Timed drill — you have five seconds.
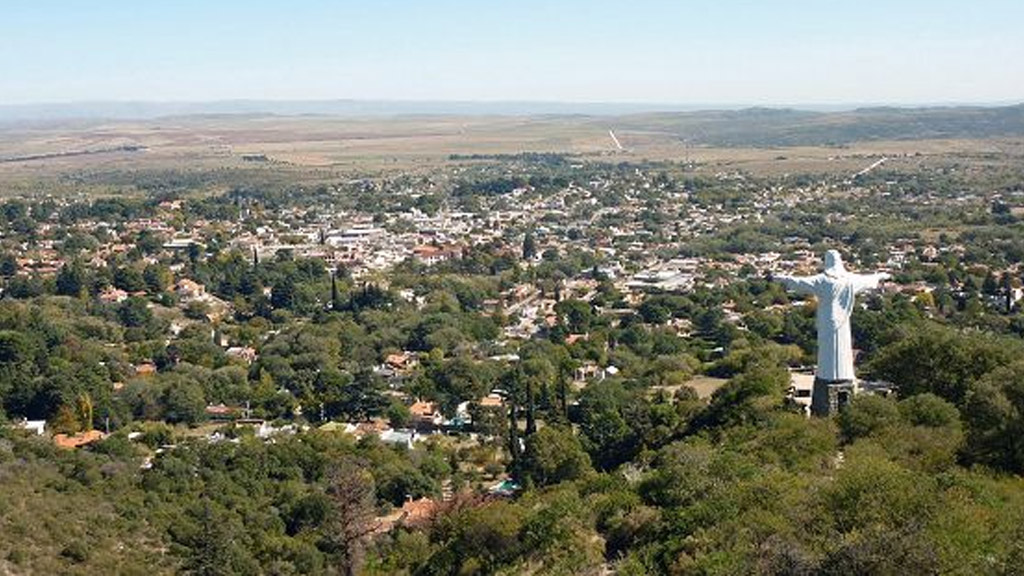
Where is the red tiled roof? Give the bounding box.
[409,401,437,418]
[400,498,438,527]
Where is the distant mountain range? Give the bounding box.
[1,100,1022,146]
[607,104,1024,146]
[0,99,746,121]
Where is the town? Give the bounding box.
[2,131,1024,571]
[3,0,1024,568]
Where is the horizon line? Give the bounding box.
[1,98,1021,123]
[3,97,1023,108]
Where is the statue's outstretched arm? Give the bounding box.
[851,272,891,292]
[775,274,819,295]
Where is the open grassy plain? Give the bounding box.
[1,111,1023,197]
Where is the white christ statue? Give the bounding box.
[775,250,890,415]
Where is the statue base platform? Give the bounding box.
[811,378,856,417]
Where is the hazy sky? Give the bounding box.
[3,0,1023,106]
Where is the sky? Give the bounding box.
[2,0,1023,106]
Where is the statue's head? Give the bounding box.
[824,250,847,276]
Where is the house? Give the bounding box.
[412,244,462,265]
[379,428,416,449]
[787,371,815,416]
[409,400,443,429]
[205,403,242,420]
[384,351,418,372]
[134,362,157,376]
[236,418,299,439]
[98,287,129,303]
[564,333,588,346]
[478,394,504,408]
[225,346,258,364]
[451,402,473,428]
[175,278,206,300]
[374,495,440,534]
[399,497,438,528]
[355,419,390,435]
[17,419,46,435]
[164,238,203,251]
[54,430,106,449]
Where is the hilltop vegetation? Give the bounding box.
[4,322,1024,574]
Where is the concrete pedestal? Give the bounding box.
[811,378,856,417]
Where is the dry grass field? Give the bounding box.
[648,376,729,400]
[2,114,1022,197]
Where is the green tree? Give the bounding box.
[163,376,208,425]
[330,271,342,310]
[870,323,1016,406]
[56,261,87,297]
[554,299,593,333]
[143,263,172,294]
[427,356,491,416]
[271,277,297,310]
[180,498,258,576]
[338,370,388,422]
[118,297,153,329]
[522,426,592,487]
[386,400,411,428]
[50,404,82,434]
[963,362,1024,473]
[839,394,901,441]
[695,356,789,431]
[113,266,146,292]
[522,232,537,261]
[0,252,19,277]
[0,330,30,364]
[577,380,638,470]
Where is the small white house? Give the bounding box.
[19,419,47,435]
[379,429,416,449]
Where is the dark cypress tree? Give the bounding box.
[522,231,537,261]
[508,401,522,480]
[524,375,537,436]
[1002,272,1013,313]
[331,271,341,310]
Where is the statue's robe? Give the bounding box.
[777,271,886,382]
